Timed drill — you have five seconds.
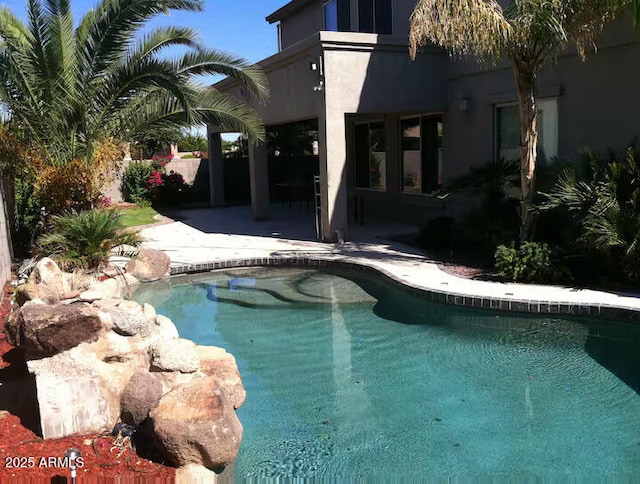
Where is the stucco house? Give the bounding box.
[207,0,640,241]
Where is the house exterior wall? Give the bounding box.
[444,14,640,180]
[279,0,323,50]
[277,0,425,50]
[215,2,640,232]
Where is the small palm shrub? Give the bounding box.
[36,209,141,270]
[538,146,640,284]
[495,242,570,283]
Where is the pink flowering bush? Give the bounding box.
[121,155,189,205]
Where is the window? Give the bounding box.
[496,98,558,163]
[401,116,443,193]
[358,0,392,35]
[323,0,391,34]
[324,0,351,32]
[355,121,387,190]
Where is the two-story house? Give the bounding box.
[208,0,640,241]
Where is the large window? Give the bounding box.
[355,121,387,190]
[496,98,558,163]
[323,0,392,34]
[358,0,392,35]
[323,0,351,32]
[401,116,443,193]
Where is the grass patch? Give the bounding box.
[119,206,158,228]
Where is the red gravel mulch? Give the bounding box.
[0,282,176,482]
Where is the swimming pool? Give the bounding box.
[133,267,640,479]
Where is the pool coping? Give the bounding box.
[169,255,640,323]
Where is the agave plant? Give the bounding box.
[538,146,640,282]
[0,0,269,168]
[37,209,141,270]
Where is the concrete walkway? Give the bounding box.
[137,204,640,319]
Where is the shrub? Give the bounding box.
[537,146,640,284]
[495,242,570,283]
[121,156,189,206]
[36,209,141,270]
[121,161,156,203]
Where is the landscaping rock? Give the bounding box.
[142,303,156,324]
[150,338,199,373]
[111,301,152,337]
[120,371,163,426]
[155,314,179,339]
[79,290,104,302]
[125,248,171,282]
[5,303,103,357]
[95,278,122,299]
[28,257,71,296]
[196,346,246,409]
[14,282,60,305]
[175,463,219,483]
[151,377,243,469]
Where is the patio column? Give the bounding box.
[318,109,348,241]
[248,141,270,221]
[207,131,225,207]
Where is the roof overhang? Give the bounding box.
[266,0,314,24]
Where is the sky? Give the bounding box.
[0,0,290,138]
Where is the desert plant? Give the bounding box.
[0,0,268,170]
[36,209,141,270]
[538,146,640,283]
[121,161,157,204]
[495,241,570,283]
[409,0,629,241]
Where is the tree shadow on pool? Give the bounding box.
[584,323,640,396]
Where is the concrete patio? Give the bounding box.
[136,204,640,319]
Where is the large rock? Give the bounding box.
[28,257,71,297]
[150,377,243,469]
[196,346,245,409]
[125,248,171,282]
[5,303,104,357]
[120,371,163,425]
[150,338,199,373]
[111,300,153,337]
[155,314,179,339]
[14,282,60,305]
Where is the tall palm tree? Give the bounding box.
[0,0,268,168]
[409,0,630,241]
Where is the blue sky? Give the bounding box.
[1,0,290,138]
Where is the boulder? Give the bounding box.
[125,248,171,282]
[111,301,153,337]
[150,377,243,469]
[196,346,245,409]
[155,314,179,339]
[14,282,60,305]
[150,338,199,373]
[142,303,156,325]
[5,303,103,357]
[175,463,219,483]
[120,371,163,426]
[28,257,71,296]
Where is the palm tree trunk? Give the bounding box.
[513,62,538,243]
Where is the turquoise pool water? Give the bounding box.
[134,267,640,479]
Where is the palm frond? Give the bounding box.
[409,0,512,61]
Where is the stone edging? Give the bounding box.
[169,256,640,322]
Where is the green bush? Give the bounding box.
[121,161,156,203]
[494,242,570,283]
[537,145,640,284]
[36,209,141,270]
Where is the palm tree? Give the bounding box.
[0,0,268,169]
[409,0,630,241]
